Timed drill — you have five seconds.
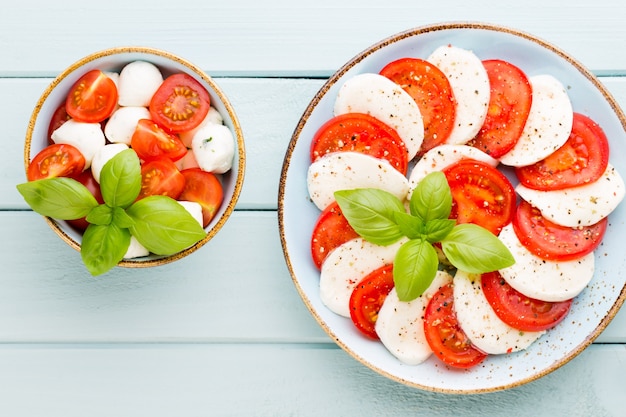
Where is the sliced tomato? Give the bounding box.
[178,168,224,227]
[423,283,487,369]
[310,201,359,269]
[349,264,395,339]
[468,60,532,158]
[137,158,186,200]
[516,112,610,190]
[513,199,607,261]
[379,58,456,154]
[149,73,211,133]
[47,103,71,144]
[65,69,118,123]
[442,159,516,235]
[310,113,408,175]
[27,143,85,181]
[66,169,104,232]
[481,271,573,332]
[131,119,188,162]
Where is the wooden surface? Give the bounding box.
[1,1,625,415]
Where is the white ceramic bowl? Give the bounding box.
[24,46,245,268]
[278,22,626,393]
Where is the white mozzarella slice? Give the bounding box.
[516,164,625,227]
[407,144,498,198]
[453,270,545,355]
[90,143,129,183]
[104,106,151,145]
[191,123,235,174]
[498,224,594,302]
[117,61,164,107]
[180,106,224,148]
[375,270,453,365]
[307,151,410,211]
[51,119,106,169]
[427,45,490,145]
[319,237,407,317]
[499,74,573,167]
[333,73,423,160]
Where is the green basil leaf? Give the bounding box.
[112,206,135,229]
[409,171,452,222]
[127,196,206,255]
[423,218,456,243]
[334,188,405,246]
[392,211,424,239]
[441,223,515,273]
[86,204,113,225]
[100,149,141,208]
[16,177,98,220]
[393,239,439,301]
[81,223,130,276]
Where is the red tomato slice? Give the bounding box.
[27,143,85,181]
[513,199,607,261]
[65,69,118,123]
[380,58,456,154]
[481,271,573,332]
[131,119,188,162]
[149,73,211,133]
[423,283,487,369]
[349,264,395,339]
[66,169,104,232]
[468,60,532,158]
[178,168,224,227]
[310,113,408,175]
[515,113,610,190]
[310,201,359,269]
[138,158,186,200]
[442,159,516,235]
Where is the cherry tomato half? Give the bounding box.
[512,199,607,261]
[66,169,104,232]
[423,283,487,369]
[178,168,224,227]
[310,201,359,269]
[27,143,85,181]
[138,158,186,200]
[131,119,188,162]
[481,271,573,332]
[349,264,395,340]
[149,73,211,133]
[65,69,118,123]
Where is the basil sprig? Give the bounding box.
[17,149,206,276]
[334,171,515,302]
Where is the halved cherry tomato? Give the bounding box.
[149,73,211,133]
[47,104,71,144]
[310,201,359,269]
[481,271,573,332]
[423,283,487,369]
[65,69,118,123]
[379,57,456,154]
[27,143,85,181]
[442,159,516,235]
[468,60,532,158]
[349,264,395,339]
[516,113,610,190]
[66,169,104,232]
[178,168,224,227]
[310,113,408,175]
[137,158,186,200]
[513,199,607,261]
[131,119,188,162]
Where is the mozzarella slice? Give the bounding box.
[307,151,410,211]
[319,237,407,317]
[516,164,625,227]
[375,270,453,365]
[333,73,423,160]
[191,123,235,174]
[407,144,498,198]
[104,106,151,145]
[90,143,130,183]
[453,270,545,355]
[499,74,573,167]
[498,224,594,302]
[117,61,164,107]
[427,45,490,145]
[51,119,106,169]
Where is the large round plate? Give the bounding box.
[278,22,626,393]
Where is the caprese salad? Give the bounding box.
[306,44,625,369]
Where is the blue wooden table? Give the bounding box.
[1,1,625,415]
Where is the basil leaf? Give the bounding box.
[100,149,142,208]
[441,223,515,273]
[86,204,113,225]
[81,223,130,276]
[112,206,135,229]
[423,218,456,243]
[409,171,452,222]
[16,177,98,220]
[334,188,405,246]
[393,211,424,239]
[127,196,206,255]
[393,239,439,301]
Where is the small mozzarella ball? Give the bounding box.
[179,106,224,147]
[123,235,150,259]
[104,106,151,145]
[191,124,235,174]
[51,119,106,169]
[91,143,130,183]
[117,61,164,107]
[178,200,204,227]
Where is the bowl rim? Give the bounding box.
[24,46,246,268]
